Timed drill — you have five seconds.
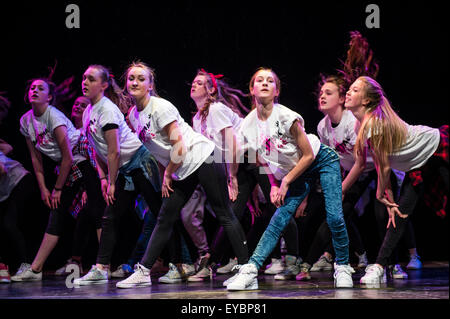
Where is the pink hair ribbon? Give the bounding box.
[200,68,223,90]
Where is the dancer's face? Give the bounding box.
[28,80,51,105]
[250,69,279,104]
[345,79,367,110]
[318,82,344,113]
[126,66,152,100]
[190,74,209,104]
[82,67,107,102]
[71,96,90,122]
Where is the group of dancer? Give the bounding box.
[0,31,447,291]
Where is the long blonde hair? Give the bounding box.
[355,76,408,165]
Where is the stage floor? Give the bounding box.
[1,261,448,300]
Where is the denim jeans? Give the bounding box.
[249,144,349,269]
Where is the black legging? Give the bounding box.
[45,161,105,251]
[0,173,34,265]
[210,161,298,263]
[140,160,248,268]
[376,156,449,266]
[96,169,162,265]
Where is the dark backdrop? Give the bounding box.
[0,1,448,268]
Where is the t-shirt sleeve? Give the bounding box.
[317,119,326,143]
[48,108,69,133]
[280,108,305,138]
[19,115,30,138]
[154,101,179,131]
[208,103,234,133]
[97,103,123,129]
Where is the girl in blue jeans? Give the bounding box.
[226,68,354,290]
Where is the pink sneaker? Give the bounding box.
[0,263,11,283]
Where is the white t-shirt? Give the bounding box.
[317,109,374,173]
[19,105,85,164]
[192,102,243,152]
[371,123,440,172]
[82,96,142,168]
[239,103,321,180]
[0,151,29,202]
[128,96,215,180]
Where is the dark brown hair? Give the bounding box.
[196,69,249,123]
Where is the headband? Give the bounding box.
[200,68,223,90]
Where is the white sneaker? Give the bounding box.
[222,264,243,286]
[111,264,134,278]
[360,264,386,285]
[73,265,108,286]
[11,263,42,282]
[227,263,258,291]
[264,258,285,275]
[311,254,333,272]
[181,263,196,276]
[159,263,185,284]
[333,263,355,288]
[390,264,408,279]
[116,263,151,288]
[217,258,238,274]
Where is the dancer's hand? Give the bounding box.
[386,205,408,229]
[100,179,109,203]
[270,185,280,207]
[106,182,116,206]
[162,171,174,198]
[376,189,399,208]
[274,178,290,207]
[228,175,239,202]
[41,187,52,208]
[81,191,88,207]
[51,188,62,210]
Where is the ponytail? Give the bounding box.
[338,31,379,87]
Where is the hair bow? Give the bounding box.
[200,68,223,90]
